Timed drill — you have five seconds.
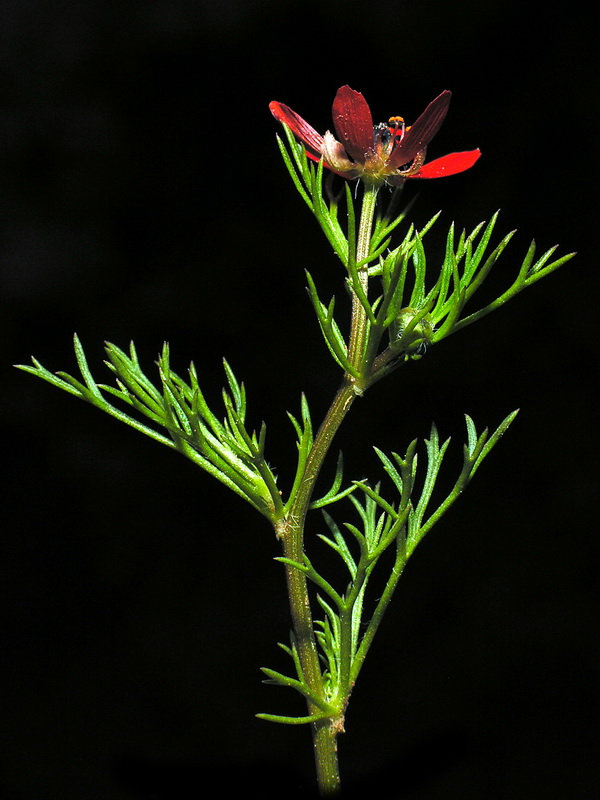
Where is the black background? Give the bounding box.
[1,2,598,798]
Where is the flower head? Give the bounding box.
[270,86,480,187]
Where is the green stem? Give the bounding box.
[351,539,408,684]
[347,184,379,379]
[276,183,379,796]
[277,382,354,796]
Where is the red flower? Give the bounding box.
[269,86,480,187]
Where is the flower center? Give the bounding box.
[373,116,407,158]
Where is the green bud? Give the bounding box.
[390,307,435,360]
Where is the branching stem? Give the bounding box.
[276,183,379,795]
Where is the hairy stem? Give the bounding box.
[347,184,379,379]
[276,184,379,795]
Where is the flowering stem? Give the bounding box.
[347,183,379,380]
[277,383,354,796]
[277,183,379,795]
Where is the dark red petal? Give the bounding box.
[410,149,481,178]
[269,101,324,155]
[388,90,452,169]
[331,86,374,163]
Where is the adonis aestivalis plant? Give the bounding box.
[17,85,574,796]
